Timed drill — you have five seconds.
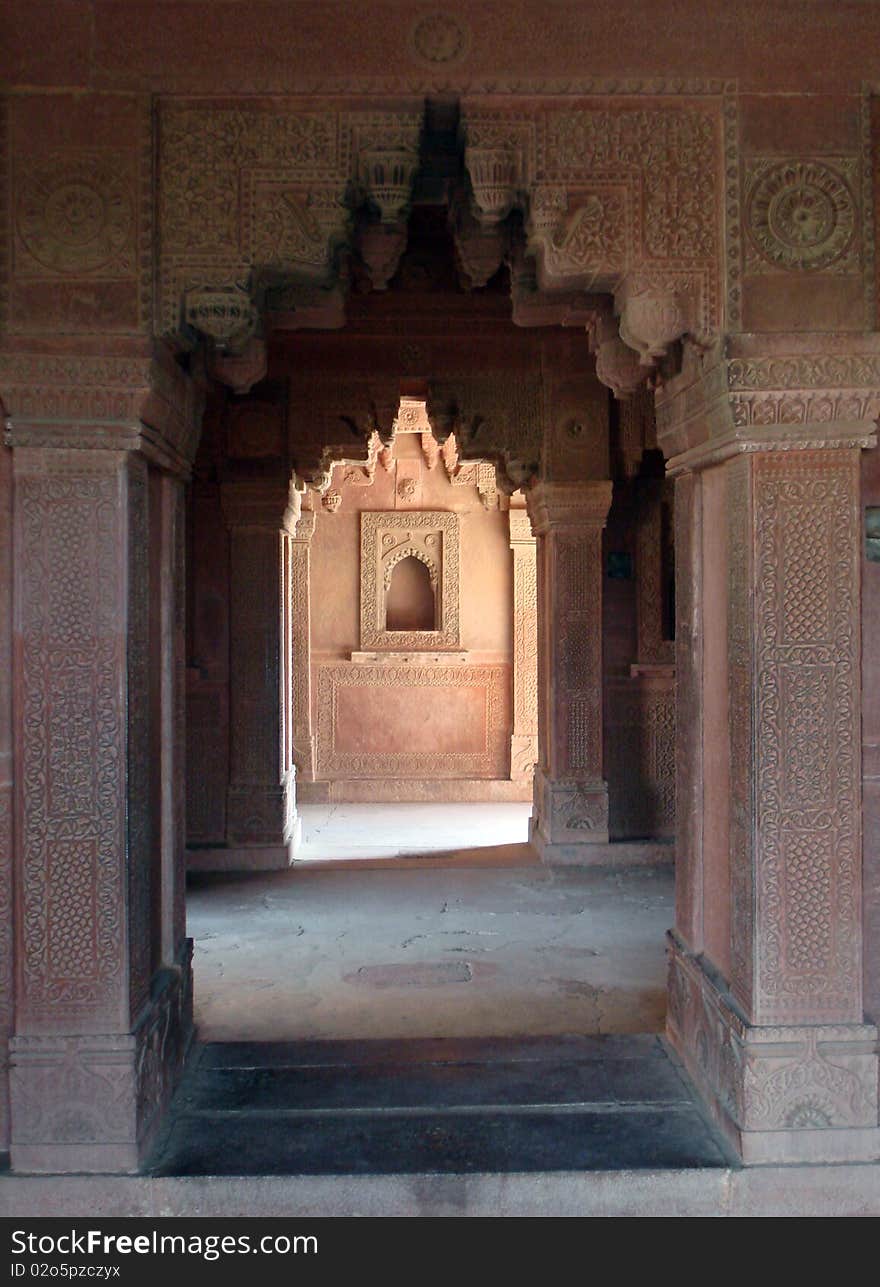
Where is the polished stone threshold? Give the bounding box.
[144,1034,732,1178]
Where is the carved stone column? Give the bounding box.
[672,470,703,949]
[2,342,200,1173]
[657,335,880,1165]
[508,502,538,784]
[0,440,12,1156]
[526,480,613,860]
[220,481,301,866]
[291,506,316,783]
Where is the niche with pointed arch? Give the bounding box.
[360,511,461,650]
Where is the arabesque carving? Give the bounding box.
[158,103,421,337]
[461,99,722,338]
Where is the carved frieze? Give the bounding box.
[656,336,880,464]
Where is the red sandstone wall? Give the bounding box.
[4,2,880,96]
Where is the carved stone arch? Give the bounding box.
[382,544,439,589]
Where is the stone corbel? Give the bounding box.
[463,144,524,228]
[452,210,508,290]
[616,277,691,367]
[358,224,408,291]
[589,313,647,401]
[210,337,268,395]
[183,282,260,354]
[358,149,419,225]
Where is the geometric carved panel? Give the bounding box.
[747,452,862,1025]
[16,468,126,1026]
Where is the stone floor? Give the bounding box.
[6,807,880,1213]
[187,803,673,1042]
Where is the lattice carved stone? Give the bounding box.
[728,450,863,1026]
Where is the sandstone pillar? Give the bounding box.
[508,501,538,783]
[672,470,704,950]
[291,506,316,784]
[1,341,201,1172]
[220,482,301,866]
[526,480,613,859]
[8,449,192,1170]
[658,336,880,1164]
[0,439,12,1155]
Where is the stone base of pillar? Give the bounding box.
[9,943,194,1174]
[667,933,880,1165]
[530,767,610,861]
[186,843,295,873]
[226,785,299,849]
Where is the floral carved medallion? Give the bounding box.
[746,160,857,272]
[409,13,469,65]
[16,154,134,276]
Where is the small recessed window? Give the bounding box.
[385,555,436,631]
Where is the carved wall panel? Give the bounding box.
[744,158,860,276]
[462,98,724,338]
[291,509,316,780]
[360,511,460,651]
[315,664,509,780]
[4,95,152,335]
[158,103,421,337]
[0,442,12,1150]
[125,457,151,1022]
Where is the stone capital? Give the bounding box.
[0,340,204,475]
[508,507,535,546]
[526,480,613,535]
[657,333,880,470]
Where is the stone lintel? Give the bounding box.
[667,934,880,1165]
[656,333,880,469]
